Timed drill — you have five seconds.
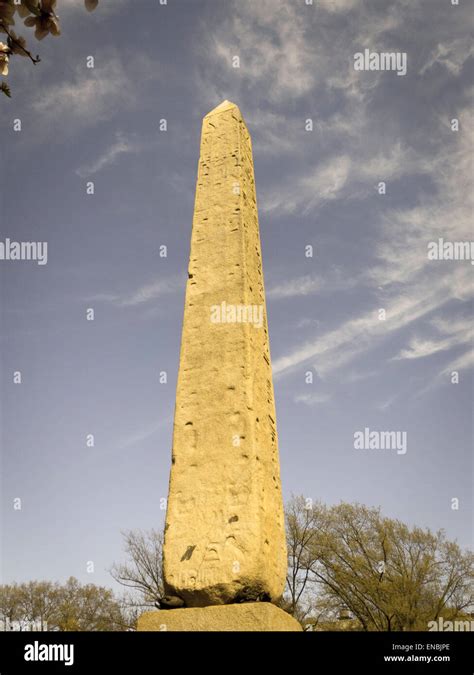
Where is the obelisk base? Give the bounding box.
[138,603,302,632]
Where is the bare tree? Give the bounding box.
[110,529,164,608]
[283,495,321,623]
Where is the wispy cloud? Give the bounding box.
[273,266,472,379]
[33,56,131,125]
[88,276,183,308]
[261,144,416,215]
[393,319,473,361]
[294,392,331,406]
[31,49,160,138]
[394,337,455,361]
[441,349,474,376]
[268,275,320,299]
[260,155,349,214]
[76,132,141,177]
[207,0,317,103]
[419,37,474,76]
[318,0,358,14]
[344,369,378,384]
[120,278,181,307]
[376,395,398,412]
[296,318,320,329]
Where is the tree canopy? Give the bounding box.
[285,496,473,631]
[0,577,128,631]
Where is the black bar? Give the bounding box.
[0,631,471,674]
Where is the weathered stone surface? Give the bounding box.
[138,603,302,632]
[162,100,287,607]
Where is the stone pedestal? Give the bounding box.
[137,603,302,632]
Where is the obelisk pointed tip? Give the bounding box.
[205,99,241,118]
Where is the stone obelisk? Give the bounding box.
[138,101,301,631]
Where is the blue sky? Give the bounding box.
[1,0,472,592]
